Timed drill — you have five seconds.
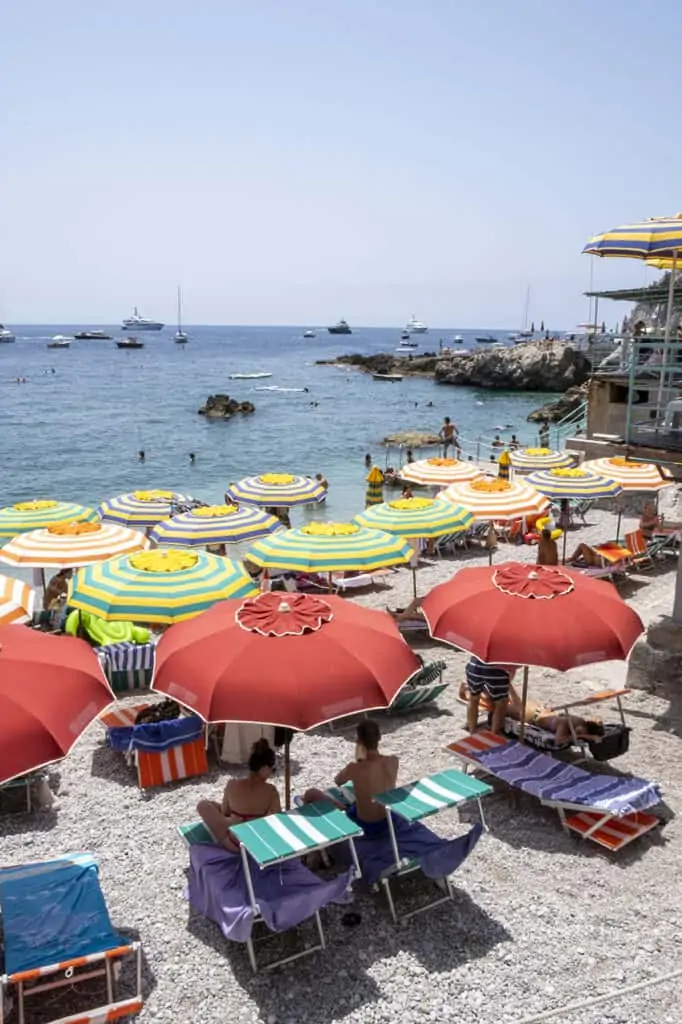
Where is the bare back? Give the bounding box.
[339,753,399,823]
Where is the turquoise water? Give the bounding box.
[0,326,556,521]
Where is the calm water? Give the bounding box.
[0,326,556,521]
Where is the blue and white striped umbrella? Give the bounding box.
[526,468,622,501]
[151,505,282,547]
[97,491,193,528]
[226,474,326,508]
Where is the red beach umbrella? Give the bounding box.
[153,591,421,803]
[0,625,114,785]
[421,562,643,737]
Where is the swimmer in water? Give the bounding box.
[138,450,145,462]
[189,452,196,465]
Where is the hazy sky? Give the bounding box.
[2,1,679,327]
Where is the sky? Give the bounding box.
[1,0,681,328]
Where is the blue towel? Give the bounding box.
[108,714,203,753]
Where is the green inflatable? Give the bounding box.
[65,609,151,646]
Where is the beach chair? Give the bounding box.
[96,640,156,695]
[0,771,51,814]
[99,704,208,789]
[433,533,461,556]
[572,498,593,524]
[0,853,143,1024]
[623,528,660,570]
[328,770,491,922]
[387,660,449,714]
[447,731,662,853]
[180,801,362,971]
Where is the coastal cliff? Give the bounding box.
[319,339,591,392]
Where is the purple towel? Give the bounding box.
[476,741,660,816]
[187,845,354,943]
[339,818,483,887]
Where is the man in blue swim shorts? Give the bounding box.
[465,655,515,735]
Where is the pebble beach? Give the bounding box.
[3,494,681,1024]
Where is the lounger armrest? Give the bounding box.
[556,688,630,712]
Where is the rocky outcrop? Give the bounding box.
[626,614,682,695]
[198,394,255,419]
[435,339,591,391]
[527,384,588,423]
[316,353,440,377]
[382,431,441,448]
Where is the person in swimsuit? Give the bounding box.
[505,684,604,745]
[196,738,281,853]
[303,720,398,837]
[439,416,461,456]
[536,528,559,566]
[639,501,660,542]
[387,597,425,623]
[465,655,514,734]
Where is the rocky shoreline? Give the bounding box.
[317,339,591,395]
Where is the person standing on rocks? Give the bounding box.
[439,416,461,457]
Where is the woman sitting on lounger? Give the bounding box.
[506,684,604,745]
[197,738,281,852]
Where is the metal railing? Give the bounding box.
[623,337,682,446]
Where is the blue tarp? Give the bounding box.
[0,859,124,976]
[107,714,203,753]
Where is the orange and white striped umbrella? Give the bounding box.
[0,521,148,569]
[0,574,35,625]
[400,457,482,486]
[439,477,549,521]
[581,457,673,492]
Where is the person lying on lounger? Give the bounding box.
[303,720,398,837]
[387,598,425,622]
[566,542,606,567]
[196,738,281,852]
[506,684,605,745]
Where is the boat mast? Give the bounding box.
[177,285,182,332]
[521,285,530,333]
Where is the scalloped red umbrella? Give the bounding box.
[153,591,421,804]
[0,625,114,785]
[421,562,643,738]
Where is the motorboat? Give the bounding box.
[121,307,164,331]
[475,335,498,344]
[255,385,308,393]
[174,286,188,343]
[452,335,463,343]
[405,314,428,334]
[303,329,317,338]
[327,319,352,335]
[116,337,145,349]
[0,324,16,343]
[47,336,71,348]
[229,372,272,380]
[372,373,403,382]
[74,329,112,339]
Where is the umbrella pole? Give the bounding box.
[518,665,529,744]
[616,507,623,543]
[284,738,291,810]
[328,571,334,594]
[562,528,568,564]
[412,566,418,601]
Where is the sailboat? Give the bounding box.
[510,286,534,343]
[174,286,188,344]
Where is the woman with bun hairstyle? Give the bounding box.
[197,738,281,852]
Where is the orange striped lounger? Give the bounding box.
[99,703,208,789]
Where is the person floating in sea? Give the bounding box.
[315,471,328,493]
[491,434,504,448]
[364,453,372,469]
[406,448,414,463]
[189,452,196,465]
[509,434,520,450]
[138,450,145,462]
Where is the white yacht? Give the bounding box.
[0,324,16,343]
[121,306,164,331]
[405,314,428,334]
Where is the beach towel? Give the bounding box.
[476,741,660,816]
[107,714,203,753]
[187,844,354,943]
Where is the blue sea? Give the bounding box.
[0,326,556,521]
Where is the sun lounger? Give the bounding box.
[0,853,142,1024]
[99,704,208,789]
[327,770,491,922]
[387,659,449,714]
[181,800,361,971]
[447,731,662,852]
[96,640,156,694]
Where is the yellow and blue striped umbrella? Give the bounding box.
[226,474,326,508]
[355,496,473,538]
[246,522,413,573]
[526,468,622,501]
[68,548,258,624]
[509,448,576,473]
[583,215,682,259]
[151,504,282,547]
[97,490,192,528]
[0,501,97,539]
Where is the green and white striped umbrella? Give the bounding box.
[526,468,623,501]
[354,496,473,538]
[68,548,258,624]
[246,522,412,573]
[151,504,282,547]
[97,490,192,528]
[226,474,326,508]
[0,501,97,539]
[509,448,576,473]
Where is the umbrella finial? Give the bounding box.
[278,600,292,613]
[527,570,539,580]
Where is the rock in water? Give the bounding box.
[435,339,591,391]
[198,394,256,419]
[527,384,588,423]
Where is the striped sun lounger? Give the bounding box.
[182,801,363,971]
[0,853,143,1024]
[447,731,662,852]
[387,660,449,715]
[97,640,156,694]
[99,703,208,789]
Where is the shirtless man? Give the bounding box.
[439,416,461,457]
[304,720,398,836]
